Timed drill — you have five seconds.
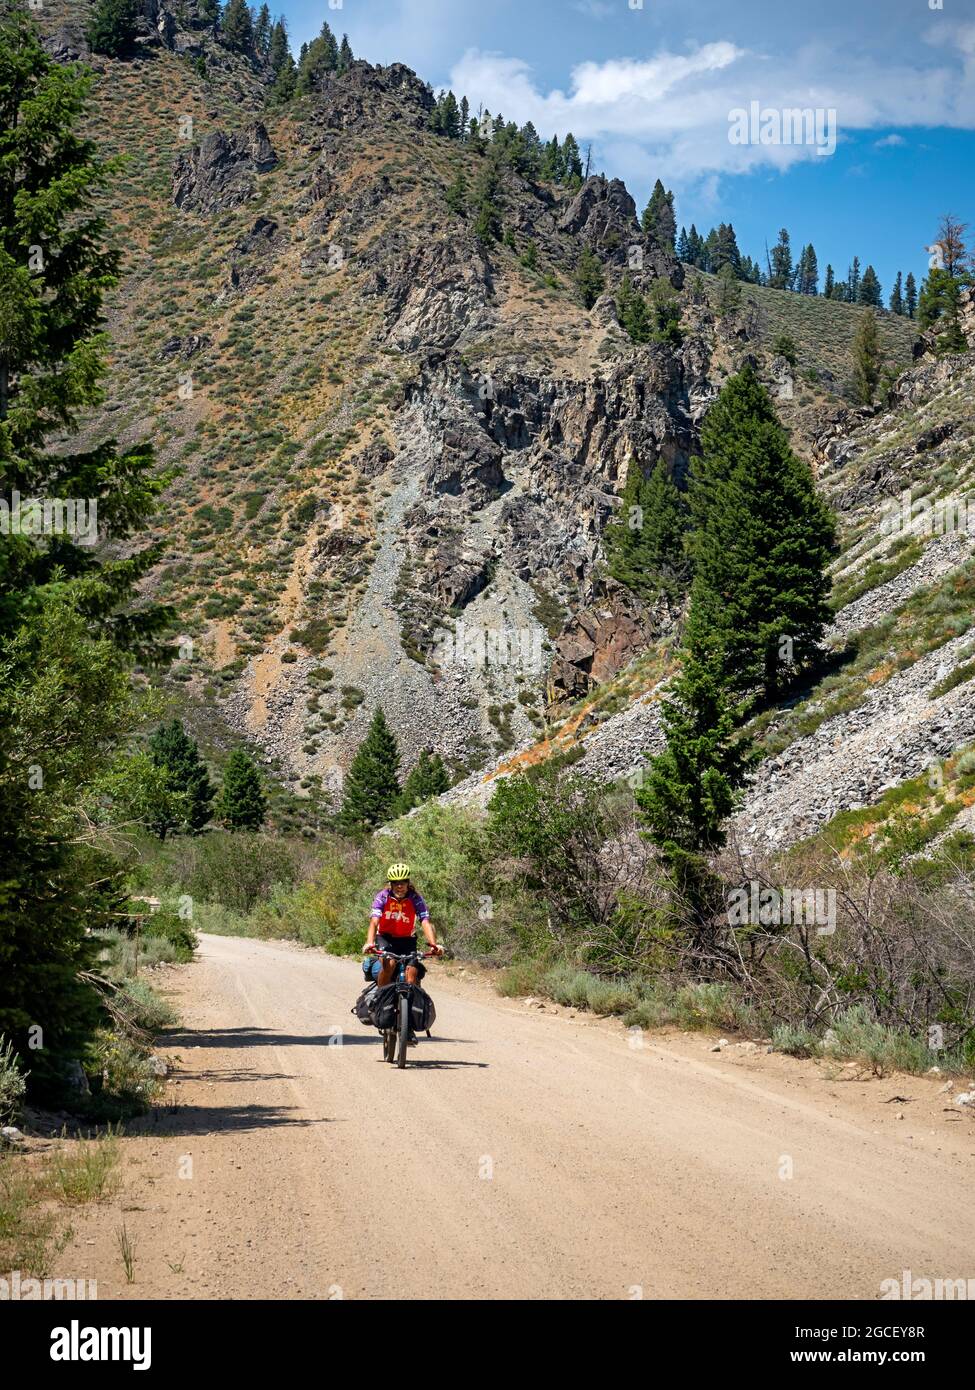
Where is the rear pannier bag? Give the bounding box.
[410,987,436,1032]
[370,983,400,1031]
[352,983,378,1026]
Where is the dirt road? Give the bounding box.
[61,934,975,1300]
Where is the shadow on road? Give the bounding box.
[128,1102,331,1138]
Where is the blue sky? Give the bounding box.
[279,0,975,295]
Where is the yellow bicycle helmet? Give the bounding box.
[387,862,411,882]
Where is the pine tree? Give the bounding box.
[676,226,689,262]
[338,34,353,72]
[541,135,561,181]
[889,271,904,315]
[824,264,835,299]
[397,750,451,815]
[648,283,683,346]
[459,95,469,135]
[635,630,753,923]
[472,159,501,246]
[221,0,253,51]
[684,366,836,699]
[858,265,882,307]
[847,256,861,302]
[254,3,271,56]
[852,307,882,404]
[715,263,741,315]
[520,239,539,271]
[339,710,402,831]
[147,720,214,837]
[216,749,267,830]
[445,166,467,215]
[86,0,139,57]
[267,22,295,101]
[297,21,338,93]
[574,245,604,309]
[604,459,689,603]
[561,133,583,184]
[0,8,173,1067]
[709,223,741,275]
[642,179,676,249]
[918,269,969,354]
[797,243,819,294]
[905,271,918,318]
[769,229,793,289]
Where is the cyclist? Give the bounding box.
[365,864,442,1041]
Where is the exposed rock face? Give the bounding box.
[301,62,434,141]
[41,25,90,62]
[225,215,286,293]
[385,239,495,352]
[560,175,683,287]
[172,124,277,215]
[551,587,660,700]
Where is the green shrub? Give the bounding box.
[188,833,305,913]
[0,1036,27,1126]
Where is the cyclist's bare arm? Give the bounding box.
[420,920,442,953]
[365,915,380,952]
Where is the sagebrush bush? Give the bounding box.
[0,1036,27,1125]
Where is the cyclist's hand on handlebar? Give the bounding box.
[364,942,379,955]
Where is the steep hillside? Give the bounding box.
[445,348,975,852]
[36,0,927,814]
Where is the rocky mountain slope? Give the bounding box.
[36,0,939,829]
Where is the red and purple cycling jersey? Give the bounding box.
[370,887,429,938]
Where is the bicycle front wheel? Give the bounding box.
[396,994,410,1069]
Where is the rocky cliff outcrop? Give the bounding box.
[172,124,277,215]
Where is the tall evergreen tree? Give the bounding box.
[858,264,882,307]
[338,33,354,72]
[540,135,561,181]
[676,226,689,262]
[889,270,904,315]
[769,229,794,289]
[339,709,401,831]
[147,720,214,837]
[221,0,253,51]
[561,133,583,184]
[824,264,835,299]
[445,165,468,215]
[905,271,918,319]
[852,308,882,403]
[918,269,969,354]
[636,630,753,924]
[642,179,676,250]
[574,245,605,309]
[604,459,689,603]
[297,21,338,93]
[0,7,173,1068]
[684,366,836,699]
[847,256,861,302]
[216,749,267,830]
[397,749,451,815]
[254,3,271,56]
[796,243,819,294]
[86,0,139,57]
[472,158,501,246]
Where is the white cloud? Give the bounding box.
[449,31,975,189]
[874,133,906,147]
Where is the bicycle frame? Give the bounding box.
[369,948,436,1068]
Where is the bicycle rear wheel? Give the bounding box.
[396,994,410,1069]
